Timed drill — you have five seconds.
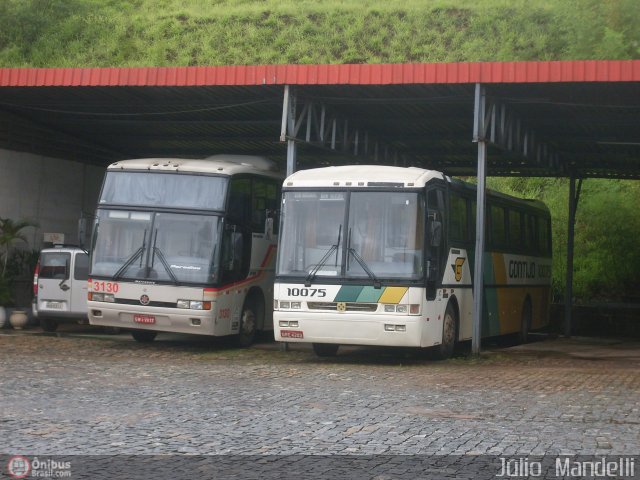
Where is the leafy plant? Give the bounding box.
[0,218,37,306]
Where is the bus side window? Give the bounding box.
[449,193,468,242]
[228,178,251,227]
[251,178,280,235]
[508,210,522,249]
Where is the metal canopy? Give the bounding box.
[0,61,639,178]
[1,61,639,353]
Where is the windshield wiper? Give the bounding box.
[347,228,381,289]
[150,229,179,285]
[113,229,147,280]
[305,225,341,287]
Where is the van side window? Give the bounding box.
[74,253,89,281]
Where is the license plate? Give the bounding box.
[281,330,303,339]
[46,301,63,309]
[134,314,156,325]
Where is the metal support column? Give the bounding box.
[280,85,297,176]
[472,83,488,355]
[564,176,582,337]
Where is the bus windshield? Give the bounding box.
[278,190,424,280]
[91,210,222,284]
[100,171,227,210]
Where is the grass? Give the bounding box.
[0,0,638,67]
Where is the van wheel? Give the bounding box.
[131,330,157,343]
[237,300,259,348]
[312,343,339,357]
[520,298,532,344]
[40,318,58,332]
[431,303,457,360]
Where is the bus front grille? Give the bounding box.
[307,302,378,312]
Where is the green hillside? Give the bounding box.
[0,0,638,67]
[1,0,639,301]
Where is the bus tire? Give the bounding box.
[40,318,58,332]
[237,298,260,348]
[131,330,157,343]
[520,297,532,344]
[431,302,457,360]
[312,343,339,357]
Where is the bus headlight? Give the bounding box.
[177,300,212,310]
[384,304,396,313]
[90,293,115,303]
[290,302,301,309]
[396,305,408,314]
[280,301,290,309]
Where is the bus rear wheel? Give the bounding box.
[312,343,339,357]
[39,318,58,332]
[520,298,532,344]
[131,330,157,343]
[431,303,457,360]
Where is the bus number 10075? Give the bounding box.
[287,288,327,297]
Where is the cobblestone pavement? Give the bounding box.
[1,330,639,457]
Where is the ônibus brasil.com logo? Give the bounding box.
[6,456,72,478]
[7,456,31,479]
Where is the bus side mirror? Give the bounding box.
[264,211,274,240]
[429,220,442,247]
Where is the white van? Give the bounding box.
[32,246,89,332]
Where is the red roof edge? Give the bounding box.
[1,61,639,87]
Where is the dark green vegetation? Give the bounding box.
[1,0,639,301]
[0,0,638,67]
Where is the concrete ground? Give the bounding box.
[1,326,639,478]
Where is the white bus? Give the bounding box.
[274,165,552,358]
[88,155,282,345]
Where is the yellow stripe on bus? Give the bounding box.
[378,287,408,304]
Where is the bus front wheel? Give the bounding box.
[237,302,258,348]
[312,343,339,357]
[431,303,457,360]
[131,330,157,343]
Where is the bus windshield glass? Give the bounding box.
[91,210,222,284]
[100,171,228,210]
[277,192,346,277]
[278,190,424,280]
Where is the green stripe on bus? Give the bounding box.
[334,285,364,302]
[356,286,383,303]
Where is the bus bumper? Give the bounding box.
[273,311,423,347]
[88,302,218,336]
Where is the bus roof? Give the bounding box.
[285,165,549,214]
[284,165,444,189]
[108,154,282,178]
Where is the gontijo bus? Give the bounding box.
[88,155,282,345]
[274,165,551,358]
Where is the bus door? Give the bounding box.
[425,184,446,301]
